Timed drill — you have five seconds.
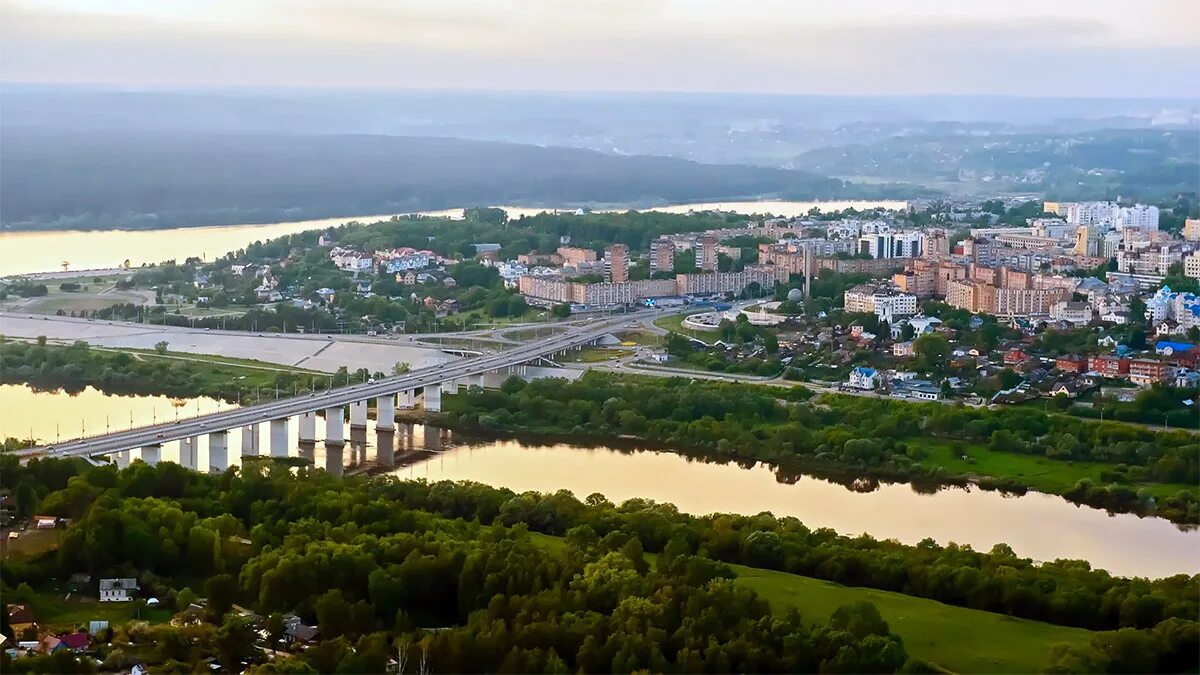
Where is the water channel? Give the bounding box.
[0,200,906,277]
[2,384,1195,578]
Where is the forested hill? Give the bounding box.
[0,128,902,231]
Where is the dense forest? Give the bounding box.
[0,129,886,230]
[1,457,1196,673]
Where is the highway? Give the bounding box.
[14,314,645,460]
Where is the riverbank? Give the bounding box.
[434,373,1200,525]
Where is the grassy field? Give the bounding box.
[528,533,1094,673]
[0,528,60,560]
[102,347,323,375]
[615,330,664,347]
[27,592,173,630]
[651,312,713,342]
[920,441,1196,500]
[558,347,633,363]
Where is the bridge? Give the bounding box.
[14,315,644,467]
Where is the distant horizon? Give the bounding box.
[2,0,1196,98]
[1,81,1196,104]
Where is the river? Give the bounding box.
[2,384,1194,578]
[0,200,905,277]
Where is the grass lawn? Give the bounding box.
[1,529,60,560]
[651,313,714,343]
[735,564,1094,674]
[29,593,173,630]
[103,347,323,375]
[559,347,633,363]
[920,441,1196,500]
[615,331,664,347]
[528,532,1093,673]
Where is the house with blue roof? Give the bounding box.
[847,366,879,390]
[1156,341,1196,357]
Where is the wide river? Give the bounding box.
[2,384,1195,579]
[0,200,904,277]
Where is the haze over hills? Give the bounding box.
[0,127,903,231]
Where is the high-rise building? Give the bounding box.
[605,243,629,283]
[650,237,675,273]
[922,229,950,259]
[1182,219,1200,242]
[699,234,719,271]
[1114,204,1159,232]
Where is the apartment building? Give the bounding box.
[1128,358,1170,386]
[698,234,719,272]
[556,246,597,265]
[843,282,918,322]
[649,237,675,272]
[605,243,630,283]
[1088,354,1130,378]
[675,266,788,295]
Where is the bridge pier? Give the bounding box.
[241,424,259,456]
[376,428,395,467]
[350,400,368,428]
[209,431,229,473]
[325,443,344,478]
[179,437,198,470]
[423,385,442,413]
[270,418,289,457]
[325,406,345,444]
[141,444,161,466]
[398,390,415,409]
[299,411,317,442]
[114,448,131,469]
[376,395,395,430]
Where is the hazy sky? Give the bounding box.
[2,0,1198,96]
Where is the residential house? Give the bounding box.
[1174,370,1200,388]
[1089,354,1130,378]
[1002,349,1030,367]
[847,367,880,390]
[1129,358,1170,386]
[99,578,139,602]
[58,632,90,653]
[892,341,914,357]
[1048,380,1085,398]
[442,276,458,288]
[1155,319,1180,336]
[1054,355,1088,373]
[396,270,419,285]
[315,288,337,304]
[7,605,37,639]
[1100,310,1130,325]
[283,615,319,645]
[39,636,64,654]
[890,379,941,400]
[1155,341,1196,358]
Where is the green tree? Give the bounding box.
[154,341,169,355]
[204,573,237,622]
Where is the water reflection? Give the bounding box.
[389,436,1199,579]
[3,384,1197,578]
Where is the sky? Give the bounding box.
[2,0,1198,97]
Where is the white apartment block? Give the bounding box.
[1114,204,1159,232]
[858,230,924,259]
[843,283,917,323]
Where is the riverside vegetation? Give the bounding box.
[3,341,1198,525]
[439,373,1200,525]
[0,458,1196,674]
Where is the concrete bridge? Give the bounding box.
[14,316,639,467]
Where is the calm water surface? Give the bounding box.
[0,200,905,276]
[6,383,1188,578]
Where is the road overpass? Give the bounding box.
[14,315,646,466]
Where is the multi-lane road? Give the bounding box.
[10,314,651,460]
